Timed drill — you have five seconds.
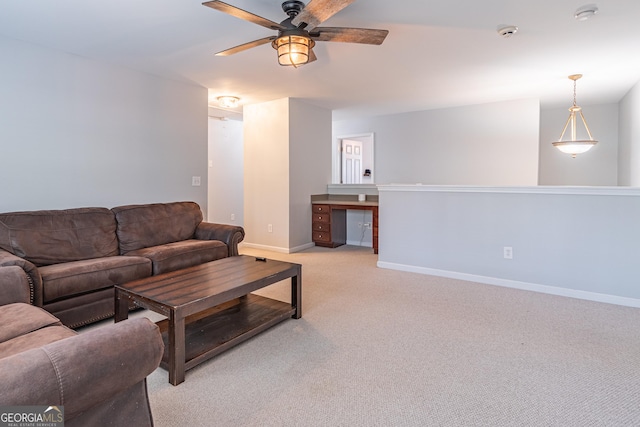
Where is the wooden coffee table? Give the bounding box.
[114,255,301,385]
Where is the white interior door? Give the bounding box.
[341,139,363,184]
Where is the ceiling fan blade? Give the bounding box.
[291,0,356,31]
[203,1,285,31]
[310,27,389,45]
[215,36,276,56]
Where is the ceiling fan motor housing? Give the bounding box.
[275,1,314,50]
[282,0,305,17]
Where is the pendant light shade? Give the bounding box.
[273,34,315,67]
[552,74,598,158]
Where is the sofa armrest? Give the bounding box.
[195,222,245,256]
[0,318,163,420]
[0,249,41,305]
[0,265,32,305]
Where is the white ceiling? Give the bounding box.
[2,0,639,120]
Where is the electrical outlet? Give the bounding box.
[268,224,273,233]
[230,214,235,221]
[191,176,201,186]
[503,246,513,259]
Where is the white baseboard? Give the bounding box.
[377,261,640,309]
[239,241,315,254]
[290,242,316,253]
[346,239,373,247]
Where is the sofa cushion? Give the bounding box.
[125,239,228,275]
[0,302,63,344]
[112,202,203,253]
[39,256,152,303]
[0,208,119,266]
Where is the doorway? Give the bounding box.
[336,133,374,184]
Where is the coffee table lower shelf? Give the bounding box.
[156,293,295,373]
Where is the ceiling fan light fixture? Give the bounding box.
[204,0,388,66]
[217,96,240,109]
[273,34,315,67]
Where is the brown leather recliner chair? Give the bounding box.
[0,266,164,427]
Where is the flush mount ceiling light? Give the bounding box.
[217,96,240,109]
[497,25,518,38]
[575,4,599,21]
[552,74,598,158]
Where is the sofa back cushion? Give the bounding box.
[0,208,119,266]
[112,202,203,253]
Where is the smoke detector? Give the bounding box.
[497,25,518,38]
[575,4,598,21]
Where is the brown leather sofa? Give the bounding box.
[0,265,164,427]
[0,201,245,328]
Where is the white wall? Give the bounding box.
[377,185,640,307]
[618,81,640,186]
[243,98,331,253]
[289,99,332,250]
[0,36,208,213]
[243,98,290,250]
[538,104,619,185]
[333,99,540,186]
[346,209,373,247]
[207,115,244,225]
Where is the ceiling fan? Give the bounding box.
[203,0,389,67]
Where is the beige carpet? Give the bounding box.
[139,245,640,426]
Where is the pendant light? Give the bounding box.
[552,74,598,158]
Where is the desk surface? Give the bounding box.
[311,199,378,207]
[311,193,379,207]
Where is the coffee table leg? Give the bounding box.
[168,312,186,386]
[292,265,302,319]
[114,290,129,323]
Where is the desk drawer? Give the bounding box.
[312,222,330,232]
[312,204,331,214]
[313,231,332,243]
[313,213,330,223]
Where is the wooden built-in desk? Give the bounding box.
[311,194,378,254]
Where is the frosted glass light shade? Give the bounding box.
[552,140,597,157]
[217,96,239,109]
[274,35,314,66]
